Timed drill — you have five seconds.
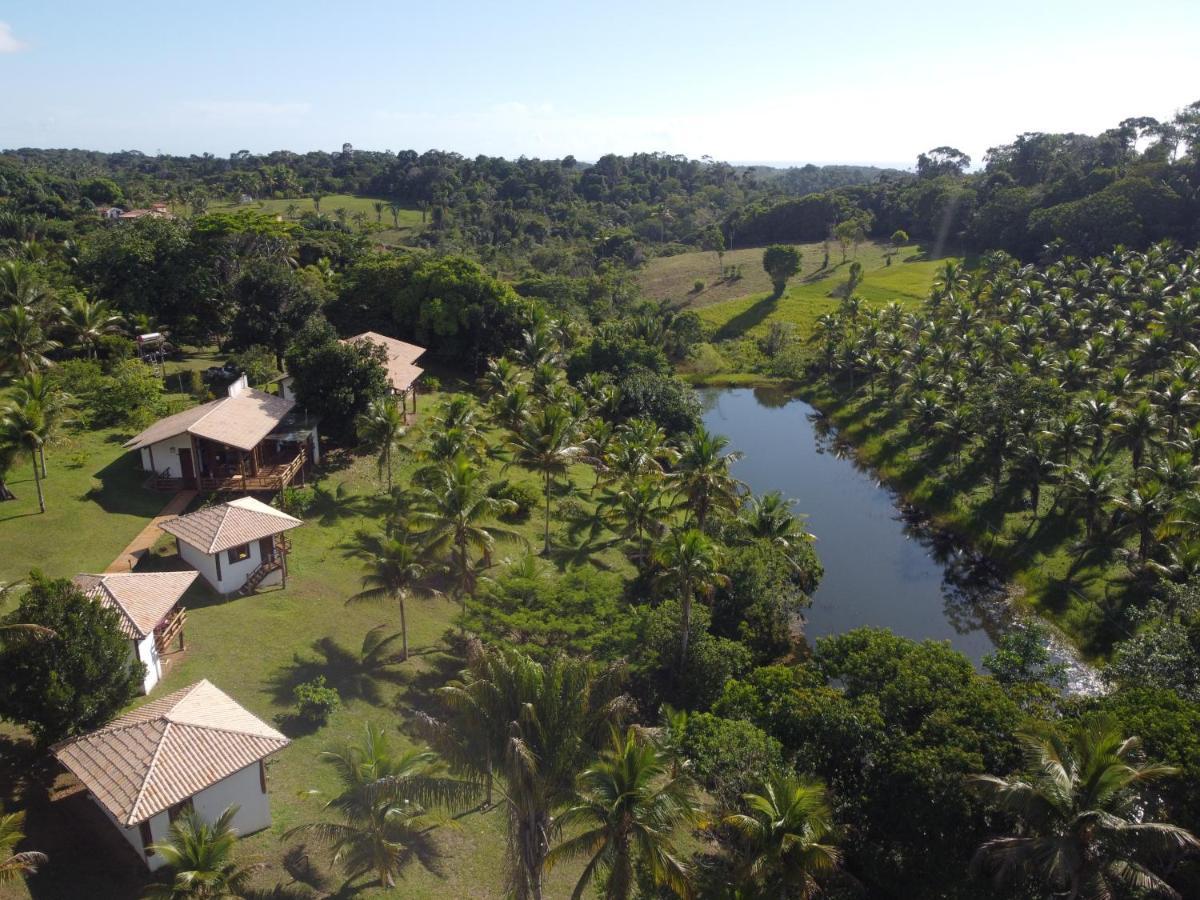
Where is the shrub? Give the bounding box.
[681,713,784,811]
[227,345,280,387]
[281,486,316,516]
[691,279,705,293]
[422,375,441,392]
[294,676,340,725]
[488,479,539,522]
[54,358,166,428]
[96,334,135,364]
[187,369,206,398]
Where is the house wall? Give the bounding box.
[91,799,170,870]
[140,434,195,477]
[191,762,272,837]
[179,538,267,595]
[133,633,161,694]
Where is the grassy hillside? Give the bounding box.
[672,244,951,380]
[200,194,426,246]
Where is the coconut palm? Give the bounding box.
[655,529,728,665]
[1113,399,1161,471]
[722,774,842,900]
[9,372,69,478]
[1060,463,1118,540]
[143,806,258,899]
[0,305,58,376]
[287,723,476,890]
[342,530,438,661]
[0,809,46,884]
[411,455,521,620]
[547,728,698,900]
[599,478,673,570]
[0,399,49,513]
[969,716,1199,898]
[506,404,588,554]
[58,295,125,359]
[672,426,744,531]
[421,644,631,900]
[356,398,406,493]
[740,491,814,562]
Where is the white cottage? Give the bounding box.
[125,376,319,494]
[72,571,198,693]
[158,497,303,596]
[52,680,289,871]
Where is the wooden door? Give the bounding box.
[177,448,196,487]
[259,536,275,562]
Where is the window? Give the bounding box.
[227,543,251,564]
[138,820,152,850]
[168,799,192,824]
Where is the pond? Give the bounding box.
[699,386,1103,692]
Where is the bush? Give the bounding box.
[294,676,340,725]
[691,279,705,293]
[281,486,316,516]
[632,600,752,710]
[227,345,280,387]
[187,369,206,399]
[616,369,701,436]
[54,358,167,428]
[422,375,441,393]
[96,334,135,364]
[488,479,539,523]
[681,713,784,811]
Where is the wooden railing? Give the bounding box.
[240,557,284,595]
[155,607,186,654]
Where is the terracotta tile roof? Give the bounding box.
[52,680,288,825]
[158,496,302,554]
[72,572,199,639]
[125,389,295,453]
[342,331,426,393]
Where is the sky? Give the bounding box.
[2,1,1198,169]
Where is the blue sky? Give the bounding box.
[2,1,1198,167]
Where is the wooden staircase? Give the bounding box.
[239,557,283,595]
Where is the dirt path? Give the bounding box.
[104,490,197,573]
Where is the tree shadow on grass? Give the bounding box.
[711,293,781,342]
[267,632,411,717]
[84,454,169,518]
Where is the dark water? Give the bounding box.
[700,386,1001,662]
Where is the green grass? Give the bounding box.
[0,384,644,899]
[200,194,426,247]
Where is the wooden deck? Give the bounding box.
[153,449,306,494]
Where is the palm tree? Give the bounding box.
[58,295,125,359]
[0,809,46,884]
[1113,398,1161,471]
[723,774,842,900]
[372,200,385,224]
[547,728,697,900]
[739,491,814,567]
[356,398,406,493]
[0,305,59,376]
[506,404,588,554]
[9,372,68,478]
[287,723,476,890]
[1113,480,1167,565]
[342,530,438,661]
[1060,463,1117,540]
[970,716,1199,898]
[655,529,728,666]
[421,644,631,900]
[1,399,49,513]
[599,478,672,570]
[143,806,258,899]
[411,455,522,620]
[672,426,744,531]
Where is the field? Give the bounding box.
[657,242,950,380]
[0,353,633,899]
[200,194,426,247]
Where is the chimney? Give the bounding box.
[227,373,249,398]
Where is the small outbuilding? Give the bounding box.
[52,680,289,871]
[72,571,198,693]
[158,496,303,596]
[341,331,426,414]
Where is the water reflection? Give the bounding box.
[701,387,1102,693]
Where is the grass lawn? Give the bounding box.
[0,373,647,899]
[198,194,426,247]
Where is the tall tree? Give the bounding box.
[547,728,697,900]
[506,404,589,554]
[0,399,49,513]
[761,245,802,297]
[723,774,842,900]
[58,295,125,359]
[970,716,1200,898]
[672,425,744,531]
[0,305,58,377]
[356,398,407,492]
[423,644,631,900]
[655,529,729,666]
[342,530,437,661]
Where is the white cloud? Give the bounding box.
[0,22,28,53]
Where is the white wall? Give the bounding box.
[91,799,170,871]
[180,539,270,595]
[191,762,271,837]
[134,633,161,694]
[141,434,195,477]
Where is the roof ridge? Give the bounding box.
[124,719,173,825]
[185,394,230,440]
[165,718,288,742]
[207,504,234,554]
[99,580,145,637]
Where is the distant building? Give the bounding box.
[96,206,124,220]
[340,331,427,414]
[118,202,174,221]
